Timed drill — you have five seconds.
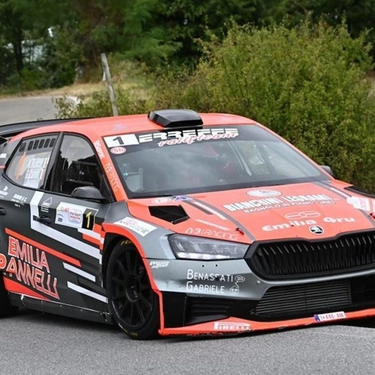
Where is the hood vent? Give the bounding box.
[149,205,189,224]
[344,185,375,198]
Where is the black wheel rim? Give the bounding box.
[110,248,154,329]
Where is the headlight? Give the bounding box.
[169,234,249,260]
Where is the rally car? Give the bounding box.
[0,109,375,339]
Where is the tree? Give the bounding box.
[153,21,375,191]
[0,0,180,86]
[160,0,267,63]
[0,0,74,87]
[267,0,375,54]
[58,0,180,78]
[0,0,25,76]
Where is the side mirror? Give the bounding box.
[71,186,106,202]
[320,165,334,177]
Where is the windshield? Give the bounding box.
[104,125,327,198]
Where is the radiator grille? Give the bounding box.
[182,275,375,324]
[254,280,351,317]
[248,231,375,280]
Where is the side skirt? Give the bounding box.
[9,294,113,324]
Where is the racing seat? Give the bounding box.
[61,159,101,195]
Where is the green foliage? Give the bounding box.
[161,0,267,63]
[154,21,375,191]
[64,0,180,73]
[3,1,375,192]
[56,88,152,119]
[40,26,82,87]
[3,0,375,90]
[268,0,375,53]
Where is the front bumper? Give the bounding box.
[148,259,375,336]
[159,308,375,336]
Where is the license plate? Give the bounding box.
[314,311,346,322]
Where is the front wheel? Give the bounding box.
[106,241,160,339]
[0,275,18,317]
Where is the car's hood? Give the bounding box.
[127,182,375,243]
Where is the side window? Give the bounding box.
[6,136,57,189]
[51,135,104,195]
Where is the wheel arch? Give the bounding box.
[103,234,161,339]
[102,233,135,288]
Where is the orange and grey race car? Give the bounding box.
[0,109,375,339]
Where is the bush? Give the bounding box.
[154,20,375,191]
[57,20,375,191]
[56,88,152,119]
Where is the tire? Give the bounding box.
[106,241,160,339]
[0,275,18,317]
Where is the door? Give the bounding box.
[0,134,60,300]
[31,134,112,312]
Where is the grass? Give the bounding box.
[0,60,150,102]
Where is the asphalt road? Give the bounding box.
[0,96,71,125]
[1,97,375,375]
[1,310,375,375]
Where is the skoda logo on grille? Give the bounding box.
[309,225,324,235]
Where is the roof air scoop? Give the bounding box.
[148,109,203,128]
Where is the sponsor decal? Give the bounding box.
[323,217,355,223]
[213,322,251,331]
[30,191,102,262]
[104,163,121,192]
[263,220,317,231]
[23,157,49,188]
[185,227,239,241]
[186,282,225,294]
[115,217,156,237]
[195,219,230,231]
[0,236,59,299]
[224,194,335,213]
[26,157,48,169]
[173,196,192,202]
[0,185,8,198]
[149,260,169,269]
[346,196,375,212]
[11,193,27,207]
[262,217,355,231]
[110,146,126,155]
[185,269,246,295]
[187,269,238,282]
[152,197,172,204]
[41,197,52,213]
[309,225,324,235]
[229,275,246,294]
[94,140,105,159]
[105,134,139,147]
[247,189,281,197]
[314,311,346,322]
[284,211,321,220]
[104,128,239,147]
[56,203,98,230]
[157,131,238,147]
